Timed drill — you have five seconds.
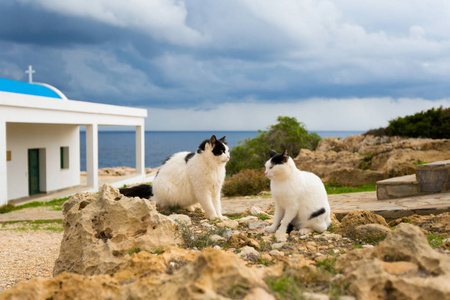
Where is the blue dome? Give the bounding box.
[0,78,61,99]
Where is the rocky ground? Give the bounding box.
[295,135,450,186]
[1,184,450,300]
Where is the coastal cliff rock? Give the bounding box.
[53,184,180,276]
[4,248,267,300]
[295,135,450,185]
[3,182,450,300]
[336,223,450,300]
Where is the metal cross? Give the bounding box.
[25,65,35,83]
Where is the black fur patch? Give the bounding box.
[185,152,195,163]
[212,140,226,156]
[197,139,208,153]
[270,152,287,165]
[161,154,174,166]
[155,154,175,178]
[197,136,227,156]
[309,207,326,220]
[287,223,295,234]
[119,184,153,199]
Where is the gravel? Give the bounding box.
[0,229,63,291]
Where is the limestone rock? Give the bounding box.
[216,218,239,229]
[237,216,258,224]
[335,210,388,237]
[247,219,267,230]
[3,248,268,300]
[53,184,181,276]
[169,213,192,226]
[243,287,276,300]
[229,232,261,249]
[337,223,450,300]
[353,224,390,243]
[249,206,269,216]
[380,261,418,276]
[0,272,120,300]
[239,246,260,259]
[209,234,226,243]
[388,212,450,232]
[98,166,138,176]
[330,212,340,225]
[145,248,266,299]
[113,248,197,281]
[295,135,450,185]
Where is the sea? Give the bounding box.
[79,131,364,171]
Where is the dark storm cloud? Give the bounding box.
[0,0,449,123]
[0,2,115,46]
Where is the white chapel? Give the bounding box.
[0,66,147,206]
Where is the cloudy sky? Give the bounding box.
[1,0,449,131]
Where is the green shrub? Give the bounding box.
[0,204,15,214]
[222,169,270,197]
[386,106,450,138]
[227,116,322,175]
[427,234,444,248]
[175,220,227,250]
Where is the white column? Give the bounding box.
[136,124,145,175]
[86,124,98,190]
[0,121,7,206]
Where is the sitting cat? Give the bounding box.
[264,150,331,235]
[152,135,230,220]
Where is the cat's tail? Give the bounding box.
[119,184,153,199]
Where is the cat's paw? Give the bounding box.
[218,215,229,220]
[275,228,287,235]
[299,228,313,235]
[264,225,277,233]
[207,214,219,221]
[186,205,196,212]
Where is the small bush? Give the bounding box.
[227,116,322,175]
[364,127,387,137]
[267,272,304,300]
[427,234,444,248]
[387,106,449,138]
[0,204,15,214]
[365,106,449,139]
[175,220,227,250]
[222,169,270,197]
[358,152,376,170]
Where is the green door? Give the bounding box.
[28,149,40,195]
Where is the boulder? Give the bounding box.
[53,184,180,276]
[295,135,450,185]
[337,223,450,300]
[388,212,450,232]
[335,210,388,237]
[2,248,268,300]
[125,248,266,299]
[353,224,390,243]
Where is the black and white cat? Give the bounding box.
[152,135,230,220]
[264,150,331,235]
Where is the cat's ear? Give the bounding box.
[269,150,278,158]
[282,149,289,162]
[219,136,227,144]
[209,135,217,144]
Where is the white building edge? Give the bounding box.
[0,79,147,206]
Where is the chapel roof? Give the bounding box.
[0,77,62,99]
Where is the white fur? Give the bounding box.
[152,138,230,220]
[264,155,331,234]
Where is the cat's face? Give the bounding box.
[198,135,230,163]
[265,150,289,179]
